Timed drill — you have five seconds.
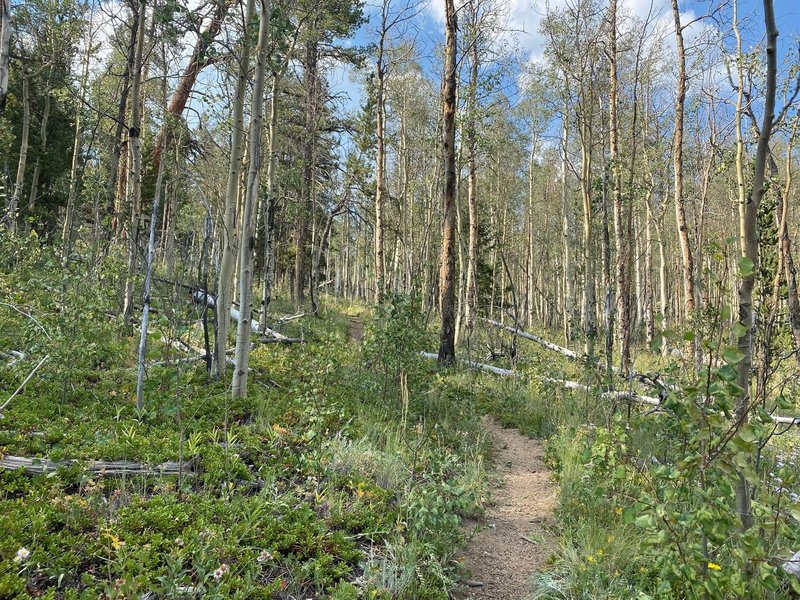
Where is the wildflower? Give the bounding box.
[220,563,229,574]
[614,507,622,516]
[257,550,273,563]
[174,537,184,548]
[13,548,30,564]
[213,568,224,580]
[707,562,722,571]
[587,555,595,563]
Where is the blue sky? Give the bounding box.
[328,0,800,117]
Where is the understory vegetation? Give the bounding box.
[3,236,800,600]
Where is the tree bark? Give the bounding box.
[109,7,139,231]
[671,0,696,327]
[295,40,319,308]
[6,73,28,233]
[121,0,147,329]
[62,11,95,261]
[437,0,457,365]
[216,0,255,378]
[374,12,388,302]
[231,0,270,399]
[0,0,10,114]
[734,0,777,531]
[609,0,630,374]
[465,3,479,334]
[260,75,280,331]
[151,1,229,174]
[136,119,168,410]
[27,70,51,213]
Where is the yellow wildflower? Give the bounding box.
[707,562,722,571]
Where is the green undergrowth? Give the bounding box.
[0,238,499,599]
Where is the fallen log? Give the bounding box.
[4,350,26,366]
[543,378,799,425]
[483,319,577,359]
[0,454,194,477]
[1,355,49,416]
[190,289,300,342]
[543,378,661,406]
[482,318,677,394]
[420,352,518,377]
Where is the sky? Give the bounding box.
[328,0,800,116]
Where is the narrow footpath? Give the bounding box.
[459,417,557,599]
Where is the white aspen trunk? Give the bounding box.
[216,0,255,377]
[122,0,147,328]
[0,0,10,114]
[231,0,270,399]
[260,73,280,331]
[6,73,29,233]
[136,128,168,410]
[27,73,51,213]
[561,112,576,343]
[62,10,95,261]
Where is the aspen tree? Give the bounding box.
[232,0,270,398]
[216,0,256,378]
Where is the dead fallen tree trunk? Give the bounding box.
[420,352,518,377]
[544,378,799,425]
[483,319,578,359]
[482,318,675,393]
[190,290,299,342]
[544,378,661,406]
[0,454,194,477]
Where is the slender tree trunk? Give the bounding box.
[109,8,139,230]
[374,22,387,302]
[6,73,29,233]
[580,116,596,358]
[136,116,168,410]
[609,0,630,373]
[295,40,318,308]
[216,0,255,378]
[62,13,95,261]
[121,0,147,329]
[0,0,11,114]
[561,111,576,342]
[27,71,52,213]
[734,0,777,531]
[260,75,280,331]
[671,0,696,327]
[465,4,479,334]
[644,190,655,347]
[231,0,270,398]
[438,0,457,365]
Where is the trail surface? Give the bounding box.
[459,417,557,599]
[348,317,363,343]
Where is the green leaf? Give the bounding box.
[722,346,745,365]
[738,424,758,443]
[731,322,748,338]
[738,256,754,276]
[720,305,731,321]
[634,514,656,529]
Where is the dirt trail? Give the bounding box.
[348,317,363,343]
[459,416,557,599]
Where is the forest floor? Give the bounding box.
[459,416,557,599]
[348,316,364,343]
